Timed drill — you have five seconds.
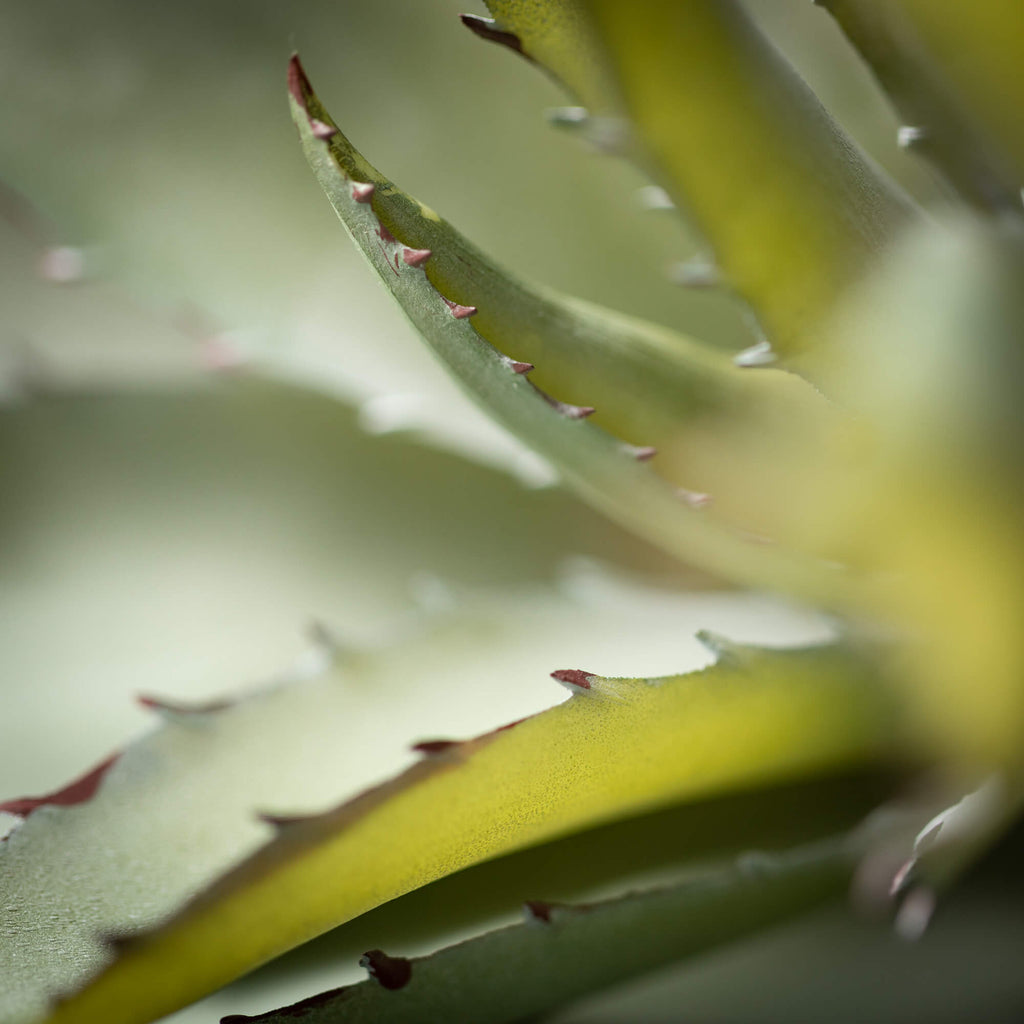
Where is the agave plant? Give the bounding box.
[3,2,1023,1022]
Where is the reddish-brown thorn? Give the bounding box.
[310,119,337,140]
[137,694,234,715]
[459,14,528,57]
[412,739,461,756]
[360,950,413,991]
[351,182,376,204]
[287,54,313,109]
[507,359,534,375]
[551,669,594,690]
[402,247,432,267]
[441,296,478,319]
[0,753,120,818]
[523,900,556,924]
[257,812,317,829]
[376,223,397,244]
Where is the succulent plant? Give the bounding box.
[3,2,1023,1023]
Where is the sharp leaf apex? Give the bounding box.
[310,119,337,140]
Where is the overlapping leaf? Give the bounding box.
[287,56,842,597]
[36,636,907,1024]
[819,0,1024,210]
[227,837,856,1024]
[473,0,914,368]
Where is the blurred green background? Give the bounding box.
[5,1,1019,1022]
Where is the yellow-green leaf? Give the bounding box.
[477,0,913,367]
[45,640,909,1024]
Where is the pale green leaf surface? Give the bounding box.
[225,839,854,1024]
[41,639,904,1024]
[480,0,913,365]
[803,215,1024,760]
[287,56,839,597]
[818,1,1024,210]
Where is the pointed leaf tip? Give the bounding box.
[459,13,526,57]
[401,247,432,267]
[551,668,595,691]
[286,54,312,110]
[360,949,413,990]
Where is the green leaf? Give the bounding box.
[224,838,856,1024]
[801,214,1024,761]
[818,0,1024,211]
[286,55,839,599]
[475,0,913,368]
[40,640,907,1024]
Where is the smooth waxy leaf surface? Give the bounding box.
[286,56,841,597]
[804,215,1024,761]
[225,838,855,1024]
[478,0,913,368]
[40,637,905,1024]
[819,0,1024,210]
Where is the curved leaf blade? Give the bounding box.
[225,838,855,1024]
[286,56,837,599]
[477,0,913,368]
[45,640,907,1024]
